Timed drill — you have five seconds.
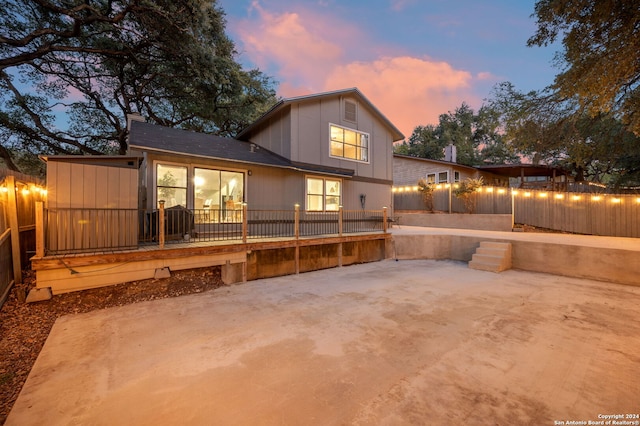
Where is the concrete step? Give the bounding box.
[476,247,507,257]
[468,260,505,273]
[479,241,512,250]
[469,242,512,273]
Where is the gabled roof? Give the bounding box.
[128,121,354,178]
[237,88,405,142]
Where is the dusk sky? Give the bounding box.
[218,0,559,139]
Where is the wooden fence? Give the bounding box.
[393,185,640,238]
[0,170,46,307]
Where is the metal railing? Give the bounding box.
[39,204,389,255]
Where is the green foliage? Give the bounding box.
[394,103,519,166]
[0,0,277,173]
[453,177,484,213]
[529,0,640,135]
[491,82,640,187]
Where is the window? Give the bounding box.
[454,171,460,182]
[330,124,369,162]
[427,171,452,184]
[194,168,243,222]
[157,164,187,207]
[306,177,341,211]
[344,100,357,122]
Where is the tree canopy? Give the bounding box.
[394,103,519,166]
[0,0,277,174]
[529,0,640,135]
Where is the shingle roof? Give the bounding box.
[128,121,354,178]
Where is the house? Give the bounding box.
[128,88,404,217]
[31,88,403,294]
[393,154,569,189]
[393,154,506,187]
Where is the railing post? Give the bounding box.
[338,205,343,237]
[158,200,165,249]
[242,203,247,243]
[294,204,300,240]
[35,201,44,257]
[383,206,388,233]
[294,204,300,275]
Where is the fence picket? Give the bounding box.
[394,186,640,238]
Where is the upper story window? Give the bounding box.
[329,124,369,163]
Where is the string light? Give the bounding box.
[592,195,602,201]
[572,195,581,201]
[554,194,564,199]
[611,198,621,204]
[497,188,506,194]
[538,192,548,198]
[485,187,494,193]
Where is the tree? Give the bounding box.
[453,177,484,213]
[395,103,519,166]
[0,0,277,173]
[529,0,640,135]
[491,82,640,187]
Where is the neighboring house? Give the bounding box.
[393,154,506,187]
[128,88,404,216]
[393,154,570,189]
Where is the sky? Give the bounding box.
[217,0,559,140]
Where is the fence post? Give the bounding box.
[158,200,165,249]
[338,205,343,237]
[294,204,300,275]
[6,176,21,284]
[383,206,388,233]
[294,203,300,240]
[35,201,44,258]
[242,203,247,243]
[511,189,515,229]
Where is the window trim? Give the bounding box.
[305,176,342,212]
[156,163,188,208]
[329,123,370,164]
[153,161,246,210]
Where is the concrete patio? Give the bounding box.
[6,254,640,425]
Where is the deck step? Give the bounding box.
[468,241,512,273]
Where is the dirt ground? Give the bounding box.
[0,267,225,424]
[4,259,640,425]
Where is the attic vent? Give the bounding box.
[344,100,357,122]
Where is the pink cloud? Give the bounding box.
[232,2,490,139]
[236,2,355,90]
[324,56,478,139]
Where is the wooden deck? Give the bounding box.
[31,232,391,294]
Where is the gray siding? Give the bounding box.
[343,180,393,211]
[290,96,395,182]
[393,157,482,186]
[247,108,291,159]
